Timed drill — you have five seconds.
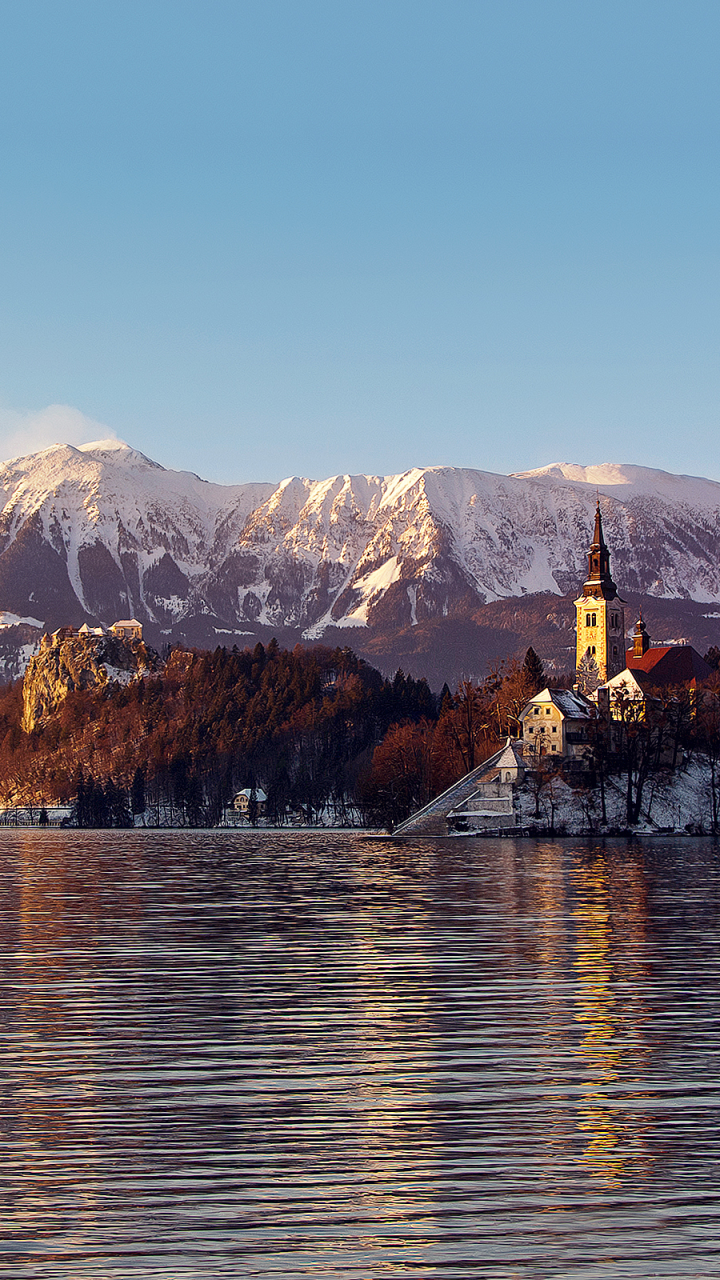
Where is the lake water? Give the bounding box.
[0,831,719,1278]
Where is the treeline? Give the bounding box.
[0,639,547,828]
[0,641,433,825]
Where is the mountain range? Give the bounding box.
[1,440,720,687]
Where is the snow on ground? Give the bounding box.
[514,755,716,835]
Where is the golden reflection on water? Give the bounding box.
[528,842,577,1174]
[337,863,437,1267]
[569,847,653,1187]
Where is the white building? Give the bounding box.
[519,688,596,761]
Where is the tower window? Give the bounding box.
[591,613,596,626]
[591,645,596,654]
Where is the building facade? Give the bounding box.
[519,688,596,761]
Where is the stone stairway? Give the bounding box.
[392,752,507,837]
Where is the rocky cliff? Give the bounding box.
[21,630,158,733]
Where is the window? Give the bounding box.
[591,613,597,626]
[534,707,540,715]
[552,726,557,733]
[613,645,618,656]
[591,645,596,654]
[551,745,557,751]
[585,613,591,627]
[546,708,551,715]
[527,726,533,734]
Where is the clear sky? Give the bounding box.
[0,0,718,484]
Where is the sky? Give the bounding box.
[0,0,718,484]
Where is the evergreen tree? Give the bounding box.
[438,683,453,716]
[131,766,146,817]
[247,785,259,827]
[522,647,546,695]
[576,650,601,696]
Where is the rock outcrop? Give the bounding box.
[21,630,157,733]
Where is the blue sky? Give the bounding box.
[0,0,718,483]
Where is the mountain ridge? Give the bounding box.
[2,441,720,686]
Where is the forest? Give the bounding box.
[0,639,546,828]
[4,635,717,830]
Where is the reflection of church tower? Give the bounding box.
[575,501,625,684]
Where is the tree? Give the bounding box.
[247,785,259,827]
[693,682,720,832]
[131,766,146,819]
[704,646,720,671]
[576,649,601,696]
[522,647,546,695]
[361,719,438,829]
[610,687,660,826]
[527,757,560,821]
[490,660,535,738]
[438,683,453,716]
[445,680,494,774]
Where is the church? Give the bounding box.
[519,500,713,760]
[574,500,711,703]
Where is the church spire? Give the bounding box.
[592,498,606,551]
[583,499,617,599]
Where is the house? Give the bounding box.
[519,687,596,761]
[110,619,143,641]
[51,625,78,642]
[231,788,267,815]
[78,623,107,637]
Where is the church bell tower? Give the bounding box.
[575,501,625,687]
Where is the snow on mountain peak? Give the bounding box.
[78,438,131,453]
[3,443,720,652]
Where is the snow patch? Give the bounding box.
[0,612,44,629]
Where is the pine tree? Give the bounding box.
[576,650,601,696]
[438,683,453,716]
[522,647,545,695]
[131,766,146,817]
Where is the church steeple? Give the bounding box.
[574,498,625,689]
[583,500,618,600]
[632,612,650,658]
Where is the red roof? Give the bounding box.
[625,644,712,686]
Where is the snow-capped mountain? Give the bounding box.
[2,441,720,683]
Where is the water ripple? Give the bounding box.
[0,831,719,1276]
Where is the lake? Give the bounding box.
[0,830,719,1277]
